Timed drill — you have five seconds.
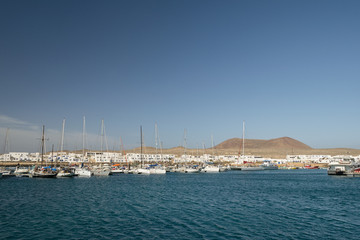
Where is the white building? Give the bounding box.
[85,152,123,163]
[0,152,31,161]
[126,153,174,163]
[286,155,332,163]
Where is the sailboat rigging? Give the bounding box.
[30,126,57,178]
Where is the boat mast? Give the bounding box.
[203,142,206,161]
[242,120,245,156]
[60,118,65,153]
[100,119,109,155]
[155,122,158,157]
[41,125,45,165]
[104,121,109,153]
[211,134,214,160]
[52,144,55,166]
[100,119,104,153]
[183,129,187,158]
[82,116,86,162]
[155,122,161,163]
[140,125,143,168]
[160,141,163,163]
[120,136,127,165]
[3,128,9,154]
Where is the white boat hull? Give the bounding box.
[149,168,166,174]
[202,166,220,173]
[111,169,124,174]
[135,168,151,174]
[75,168,92,177]
[184,168,200,173]
[92,170,110,176]
[57,172,75,178]
[30,171,57,178]
[14,168,29,176]
[241,167,264,171]
[262,166,278,170]
[219,166,229,172]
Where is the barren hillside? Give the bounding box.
[214,137,312,150]
[121,137,360,158]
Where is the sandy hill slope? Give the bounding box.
[215,137,312,150]
[262,137,312,150]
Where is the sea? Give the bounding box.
[1,170,360,240]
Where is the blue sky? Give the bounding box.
[1,0,360,152]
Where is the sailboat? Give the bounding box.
[202,135,220,173]
[14,165,30,177]
[75,116,92,177]
[231,121,246,171]
[135,126,150,174]
[57,167,76,177]
[0,129,16,177]
[91,119,110,176]
[236,121,264,171]
[30,126,58,178]
[55,119,75,178]
[149,123,166,174]
[177,129,199,173]
[111,137,128,174]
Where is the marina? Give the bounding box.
[2,0,360,238]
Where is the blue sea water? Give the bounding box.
[1,170,360,239]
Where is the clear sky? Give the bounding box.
[1,0,360,152]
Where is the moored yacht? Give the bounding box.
[76,117,93,178]
[201,165,220,173]
[134,168,151,174]
[75,167,92,177]
[134,126,151,175]
[111,165,125,174]
[91,165,110,176]
[57,167,76,178]
[0,169,15,178]
[75,167,93,177]
[30,166,57,178]
[219,165,229,172]
[230,165,242,171]
[184,167,200,173]
[241,165,264,171]
[183,165,200,173]
[304,165,319,169]
[261,161,278,170]
[149,167,166,174]
[14,166,30,177]
[176,165,200,173]
[30,126,57,178]
[327,158,360,175]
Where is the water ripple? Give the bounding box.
[2,170,360,239]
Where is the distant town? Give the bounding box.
[1,135,360,166]
[0,150,358,166]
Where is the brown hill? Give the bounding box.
[215,137,312,150]
[262,137,312,150]
[214,138,266,149]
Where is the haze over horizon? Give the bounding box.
[1,0,360,152]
